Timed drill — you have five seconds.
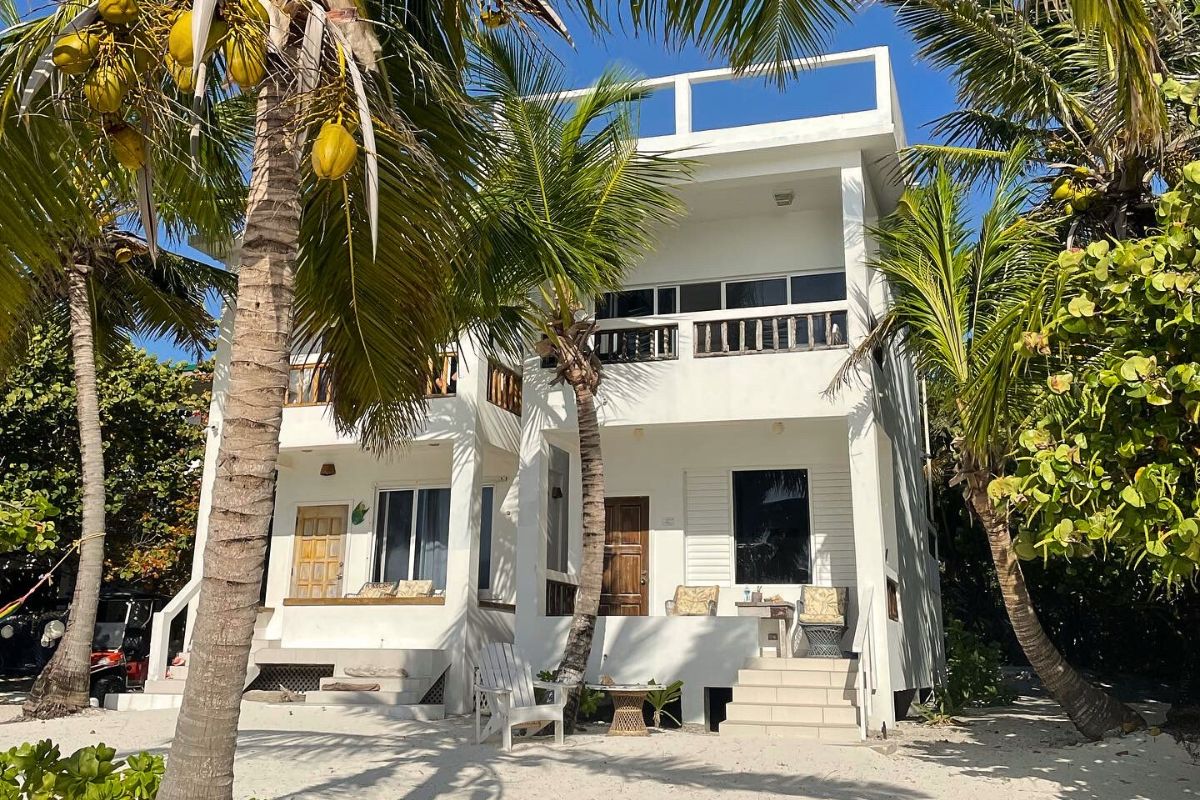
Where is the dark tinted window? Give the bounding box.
[726,278,788,309]
[678,281,722,312]
[597,289,654,319]
[375,490,414,582]
[657,287,678,314]
[478,487,494,591]
[733,469,811,584]
[790,272,846,303]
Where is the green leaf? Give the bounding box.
[1067,295,1095,317]
[1121,485,1145,508]
[1119,355,1154,382]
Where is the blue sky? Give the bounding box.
[141,4,956,361]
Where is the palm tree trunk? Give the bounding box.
[962,463,1145,740]
[158,70,301,800]
[23,262,106,719]
[555,378,605,732]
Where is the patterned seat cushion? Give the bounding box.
[395,579,435,597]
[799,586,846,625]
[355,582,397,599]
[672,585,718,615]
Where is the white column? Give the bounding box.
[442,337,487,715]
[843,160,897,732]
[513,408,548,643]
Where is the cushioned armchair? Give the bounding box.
[797,586,848,658]
[665,585,719,616]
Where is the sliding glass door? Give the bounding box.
[374,487,451,590]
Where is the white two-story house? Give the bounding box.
[138,47,943,740]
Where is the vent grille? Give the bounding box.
[420,669,447,704]
[247,664,333,693]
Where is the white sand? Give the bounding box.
[0,697,1193,799]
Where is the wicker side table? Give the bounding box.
[588,685,651,736]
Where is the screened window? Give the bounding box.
[596,288,654,319]
[547,446,570,573]
[733,469,811,584]
[374,487,451,589]
[790,272,846,304]
[726,277,788,309]
[478,486,494,591]
[679,281,722,312]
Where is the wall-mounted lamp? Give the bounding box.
[320,463,336,476]
[771,421,785,435]
[633,427,645,440]
[773,190,795,207]
[551,487,564,499]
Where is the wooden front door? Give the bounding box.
[290,504,348,599]
[600,497,650,616]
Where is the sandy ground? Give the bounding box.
[0,696,1194,799]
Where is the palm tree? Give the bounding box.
[0,112,242,718]
[464,36,688,729]
[834,155,1145,740]
[890,0,1200,238]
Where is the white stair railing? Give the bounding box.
[849,587,875,740]
[148,577,201,681]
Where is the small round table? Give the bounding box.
[587,684,651,736]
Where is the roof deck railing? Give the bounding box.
[552,46,902,146]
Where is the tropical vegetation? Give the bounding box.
[466,35,686,728]
[0,326,211,592]
[1,740,163,799]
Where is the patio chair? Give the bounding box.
[474,642,568,751]
[394,580,434,597]
[796,586,848,658]
[346,582,397,598]
[665,585,719,616]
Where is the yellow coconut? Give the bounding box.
[168,57,194,92]
[1050,176,1073,204]
[168,12,229,66]
[109,126,145,171]
[114,246,135,263]
[51,31,102,75]
[98,0,139,24]
[311,121,358,180]
[225,36,266,88]
[83,65,128,114]
[242,0,271,27]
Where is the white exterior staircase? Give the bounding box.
[719,657,861,742]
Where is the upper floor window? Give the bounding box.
[596,271,845,319]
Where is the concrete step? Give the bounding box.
[725,702,859,726]
[166,665,188,681]
[720,720,860,742]
[303,690,423,706]
[105,692,183,711]
[736,669,859,690]
[743,657,856,673]
[143,679,186,695]
[733,684,858,706]
[253,647,446,678]
[318,676,424,692]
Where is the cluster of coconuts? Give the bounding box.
[167,0,270,93]
[48,0,270,173]
[1050,166,1099,216]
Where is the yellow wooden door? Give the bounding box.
[290,505,347,599]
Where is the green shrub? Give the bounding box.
[926,618,1016,719]
[536,670,605,720]
[645,679,683,728]
[0,740,163,799]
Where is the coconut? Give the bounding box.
[168,12,228,66]
[242,0,271,27]
[168,57,194,92]
[84,66,128,114]
[98,0,139,24]
[311,121,358,180]
[109,125,145,171]
[52,31,102,75]
[225,35,266,88]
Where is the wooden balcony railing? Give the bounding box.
[286,353,458,407]
[595,324,678,364]
[694,310,847,357]
[545,579,577,616]
[487,360,523,416]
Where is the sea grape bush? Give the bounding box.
[992,164,1200,584]
[0,741,162,799]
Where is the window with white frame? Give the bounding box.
[373,487,451,589]
[595,271,846,319]
[546,446,570,573]
[732,469,812,584]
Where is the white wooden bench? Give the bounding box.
[474,642,569,750]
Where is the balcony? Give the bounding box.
[285,353,458,407]
[486,360,523,416]
[694,309,846,357]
